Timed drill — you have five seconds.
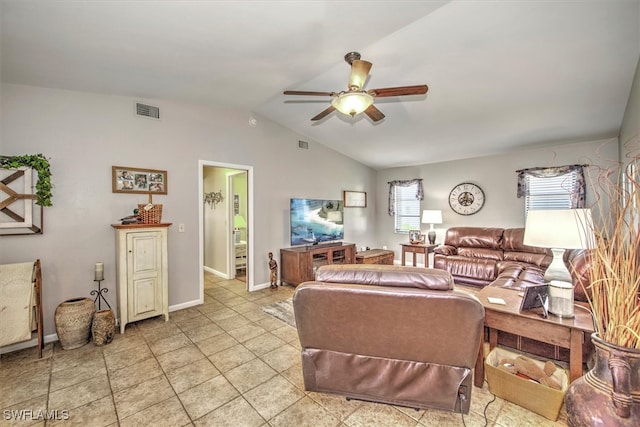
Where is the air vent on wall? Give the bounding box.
[136,102,160,119]
[298,140,309,149]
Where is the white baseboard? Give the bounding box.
[253,282,271,291]
[204,266,229,279]
[169,299,203,312]
[0,333,58,355]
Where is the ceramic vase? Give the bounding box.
[54,297,95,350]
[92,309,115,346]
[564,333,640,426]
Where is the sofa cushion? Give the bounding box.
[503,251,550,267]
[437,256,497,282]
[492,262,545,290]
[567,249,591,302]
[433,244,457,256]
[444,227,504,249]
[502,228,551,267]
[314,264,454,291]
[458,247,503,261]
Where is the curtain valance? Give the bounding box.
[387,179,424,215]
[516,164,586,208]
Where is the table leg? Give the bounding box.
[489,327,498,349]
[401,249,406,266]
[569,329,584,382]
[413,251,417,267]
[474,336,485,387]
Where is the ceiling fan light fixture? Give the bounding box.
[331,91,374,116]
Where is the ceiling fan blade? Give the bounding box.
[284,90,334,97]
[364,104,385,122]
[368,85,428,98]
[349,60,372,90]
[311,106,336,121]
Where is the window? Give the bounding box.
[525,171,579,213]
[517,165,586,215]
[394,182,421,232]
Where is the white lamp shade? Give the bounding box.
[331,91,374,116]
[523,209,595,249]
[233,215,247,229]
[421,210,443,225]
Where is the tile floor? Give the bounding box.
[0,273,569,426]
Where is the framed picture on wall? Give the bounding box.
[343,190,367,208]
[112,166,168,194]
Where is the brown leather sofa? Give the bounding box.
[292,264,484,414]
[433,226,593,361]
[433,227,591,301]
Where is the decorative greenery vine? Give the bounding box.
[0,154,53,206]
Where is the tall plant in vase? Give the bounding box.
[564,152,640,426]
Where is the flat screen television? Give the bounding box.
[290,198,344,246]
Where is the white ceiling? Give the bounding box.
[2,1,639,170]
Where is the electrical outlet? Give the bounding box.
[178,224,185,233]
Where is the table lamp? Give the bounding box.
[421,210,443,244]
[523,208,595,318]
[234,214,247,244]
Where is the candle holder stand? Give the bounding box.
[91,280,111,311]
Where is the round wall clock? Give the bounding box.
[449,182,485,215]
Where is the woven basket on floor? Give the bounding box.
[137,204,163,224]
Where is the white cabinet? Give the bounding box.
[113,223,170,333]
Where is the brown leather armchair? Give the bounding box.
[292,264,484,414]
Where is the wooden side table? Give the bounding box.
[356,249,394,265]
[473,286,594,387]
[400,243,437,267]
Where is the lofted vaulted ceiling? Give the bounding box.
[2,1,639,169]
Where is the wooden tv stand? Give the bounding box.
[280,243,356,286]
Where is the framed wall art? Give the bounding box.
[112,166,167,195]
[343,190,367,208]
[0,167,43,235]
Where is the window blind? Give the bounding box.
[525,171,578,213]
[394,183,421,232]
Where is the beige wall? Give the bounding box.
[0,83,377,338]
[375,137,619,258]
[620,56,640,162]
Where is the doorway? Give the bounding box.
[199,160,254,301]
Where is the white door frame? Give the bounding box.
[228,171,247,280]
[198,160,254,302]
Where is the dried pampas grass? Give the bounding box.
[583,150,640,349]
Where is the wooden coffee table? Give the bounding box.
[473,286,595,388]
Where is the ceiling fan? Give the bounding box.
[283,52,428,122]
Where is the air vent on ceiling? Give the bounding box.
[136,102,160,119]
[298,140,309,150]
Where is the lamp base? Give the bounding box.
[427,230,436,245]
[548,280,574,318]
[543,248,572,283]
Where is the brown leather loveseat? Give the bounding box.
[433,227,590,301]
[292,264,484,414]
